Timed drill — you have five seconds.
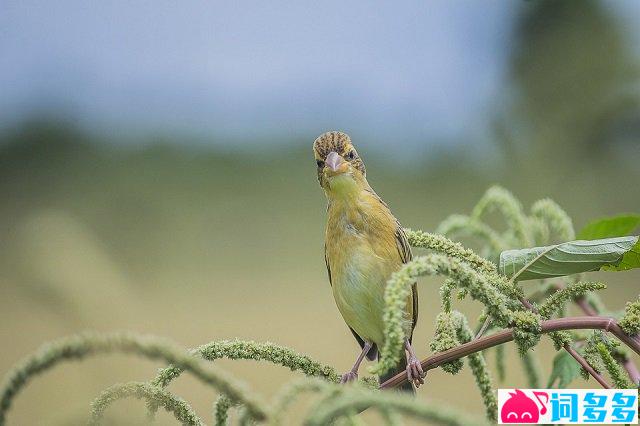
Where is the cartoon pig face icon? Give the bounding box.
[501,389,548,423]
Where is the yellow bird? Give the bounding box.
[313,131,423,392]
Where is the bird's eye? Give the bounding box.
[316,159,324,168]
[347,150,355,160]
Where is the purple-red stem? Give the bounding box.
[574,294,640,385]
[380,316,640,390]
[518,295,611,388]
[575,296,598,316]
[620,357,640,385]
[563,344,610,388]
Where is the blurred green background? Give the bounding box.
[1,0,639,424]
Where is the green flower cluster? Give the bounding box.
[89,381,205,426]
[538,282,606,319]
[619,297,640,335]
[430,312,464,374]
[511,311,543,356]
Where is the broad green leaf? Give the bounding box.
[601,239,640,271]
[577,214,640,240]
[547,350,582,388]
[499,236,639,281]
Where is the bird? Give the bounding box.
[312,130,424,392]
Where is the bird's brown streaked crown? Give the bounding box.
[313,131,352,159]
[312,131,366,186]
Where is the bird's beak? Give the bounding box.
[326,151,343,172]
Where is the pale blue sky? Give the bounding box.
[1,1,639,148]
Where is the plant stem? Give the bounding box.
[475,295,610,387]
[575,296,598,316]
[517,296,535,311]
[572,291,640,385]
[515,293,609,388]
[563,344,610,388]
[474,318,492,339]
[380,316,640,390]
[619,356,640,385]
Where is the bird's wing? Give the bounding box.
[325,243,378,360]
[365,188,419,341]
[394,224,419,341]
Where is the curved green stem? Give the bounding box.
[0,332,269,425]
[88,381,203,426]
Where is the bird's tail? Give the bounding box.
[378,356,415,394]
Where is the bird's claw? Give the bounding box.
[340,371,358,384]
[406,356,425,388]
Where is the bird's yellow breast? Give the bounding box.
[325,187,411,346]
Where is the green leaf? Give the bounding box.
[577,214,640,240]
[601,239,640,271]
[547,350,582,388]
[499,236,639,281]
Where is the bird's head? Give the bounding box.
[313,131,367,197]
